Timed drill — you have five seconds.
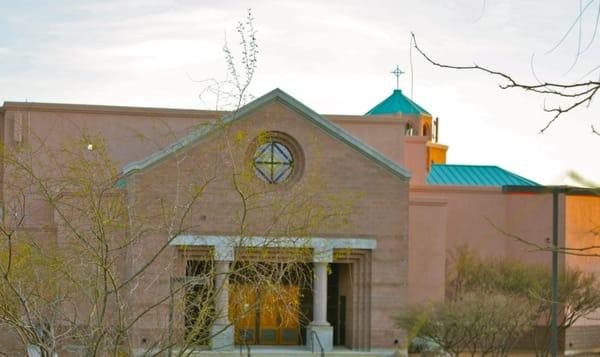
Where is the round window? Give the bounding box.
[253,140,295,184]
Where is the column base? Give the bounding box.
[306,323,333,352]
[210,323,234,351]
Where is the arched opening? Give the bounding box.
[405,123,414,136]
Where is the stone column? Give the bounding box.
[211,260,234,350]
[313,262,329,324]
[307,262,333,351]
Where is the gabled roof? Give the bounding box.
[122,88,410,180]
[427,164,540,187]
[365,89,430,116]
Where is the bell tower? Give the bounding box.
[426,117,447,170]
[365,66,448,182]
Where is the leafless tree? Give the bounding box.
[0,9,353,356]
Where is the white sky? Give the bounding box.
[1,0,598,185]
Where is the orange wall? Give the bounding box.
[565,195,600,273]
[426,142,447,169]
[565,195,600,327]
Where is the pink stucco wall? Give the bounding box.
[504,192,563,267]
[404,137,428,185]
[1,102,220,167]
[2,98,598,352]
[408,185,564,304]
[0,100,411,351]
[129,100,410,348]
[327,114,407,166]
[408,195,447,303]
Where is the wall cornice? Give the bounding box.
[411,184,503,194]
[1,101,225,119]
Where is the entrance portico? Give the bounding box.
[171,235,376,351]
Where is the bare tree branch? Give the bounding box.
[410,32,600,133]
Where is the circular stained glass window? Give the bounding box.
[254,141,294,184]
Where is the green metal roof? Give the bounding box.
[366,89,430,116]
[427,164,540,187]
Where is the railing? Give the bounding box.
[310,330,325,357]
[239,331,251,357]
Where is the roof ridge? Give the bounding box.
[495,166,540,185]
[365,89,430,116]
[432,164,500,168]
[122,88,411,181]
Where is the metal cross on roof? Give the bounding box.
[391,65,404,90]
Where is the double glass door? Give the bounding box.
[230,284,300,345]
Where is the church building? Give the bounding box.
[1,83,599,355]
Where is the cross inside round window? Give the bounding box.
[254,140,294,184]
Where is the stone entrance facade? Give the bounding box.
[172,236,376,351]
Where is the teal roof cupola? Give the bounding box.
[365,89,431,116]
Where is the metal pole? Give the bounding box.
[168,277,174,357]
[551,189,559,357]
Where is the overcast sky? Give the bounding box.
[1,0,598,185]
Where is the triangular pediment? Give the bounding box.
[122,88,410,180]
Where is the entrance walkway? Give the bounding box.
[185,346,398,357]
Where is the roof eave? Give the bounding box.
[502,185,600,196]
[122,88,411,181]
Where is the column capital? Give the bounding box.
[313,247,333,262]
